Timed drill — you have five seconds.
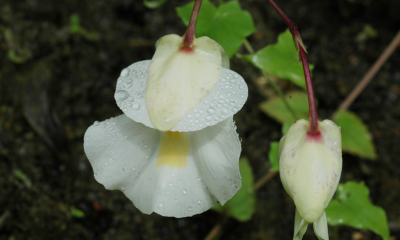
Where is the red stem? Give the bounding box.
[266,0,319,132]
[182,0,203,48]
[300,47,319,132]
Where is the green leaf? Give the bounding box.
[211,158,256,222]
[69,14,81,33]
[268,142,279,172]
[176,0,256,57]
[326,181,389,240]
[70,206,85,218]
[13,169,32,188]
[144,0,167,9]
[260,91,309,124]
[333,110,377,159]
[282,122,292,135]
[241,30,314,89]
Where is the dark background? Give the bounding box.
[1,0,400,239]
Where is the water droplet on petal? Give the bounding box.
[115,90,129,102]
[158,203,164,208]
[93,121,99,126]
[132,103,140,110]
[222,109,229,115]
[207,107,216,115]
[121,68,130,77]
[183,189,187,194]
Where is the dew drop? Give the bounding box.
[120,68,130,77]
[158,203,164,208]
[188,207,192,211]
[206,116,212,121]
[207,107,216,115]
[115,90,129,102]
[135,91,144,99]
[169,183,172,187]
[132,103,140,110]
[222,109,229,115]
[93,121,100,126]
[183,189,187,194]
[197,200,201,204]
[121,186,126,190]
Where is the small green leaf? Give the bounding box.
[211,158,256,222]
[176,0,256,57]
[144,0,167,9]
[333,110,377,159]
[268,142,279,172]
[326,181,389,240]
[260,91,309,124]
[13,169,32,188]
[241,30,314,89]
[282,122,292,135]
[69,14,81,33]
[70,206,85,218]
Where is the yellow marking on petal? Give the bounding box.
[156,131,190,168]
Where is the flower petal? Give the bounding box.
[189,117,242,205]
[313,211,329,240]
[146,35,223,131]
[294,208,308,240]
[115,61,248,132]
[84,115,238,217]
[84,115,161,193]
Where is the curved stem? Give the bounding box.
[266,0,318,132]
[182,0,203,48]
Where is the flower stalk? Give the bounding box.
[182,0,203,50]
[266,0,319,133]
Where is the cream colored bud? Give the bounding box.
[279,119,342,223]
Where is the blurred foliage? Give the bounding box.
[260,91,309,124]
[326,182,389,240]
[177,0,256,57]
[143,0,168,9]
[356,24,378,42]
[69,14,100,41]
[241,30,314,89]
[268,142,279,172]
[70,206,85,218]
[333,111,377,159]
[13,169,32,188]
[212,158,256,222]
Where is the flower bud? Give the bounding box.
[279,119,342,223]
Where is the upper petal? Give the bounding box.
[115,61,248,132]
[189,117,242,205]
[146,35,223,131]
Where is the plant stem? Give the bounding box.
[266,0,318,132]
[337,30,400,111]
[182,0,203,48]
[263,72,299,120]
[243,39,255,54]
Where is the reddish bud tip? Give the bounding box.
[306,131,322,142]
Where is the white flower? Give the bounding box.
[83,34,248,217]
[279,119,342,240]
